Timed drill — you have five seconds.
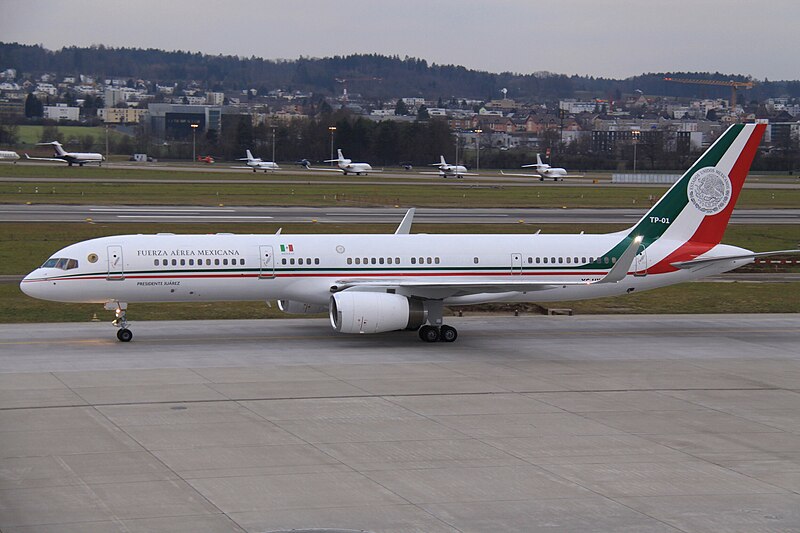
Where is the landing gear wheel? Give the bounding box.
[440,325,458,342]
[419,325,440,343]
[117,328,133,342]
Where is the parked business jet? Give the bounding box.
[20,124,796,343]
[25,141,105,166]
[0,150,20,162]
[311,149,376,175]
[234,149,280,172]
[501,154,582,181]
[422,156,474,178]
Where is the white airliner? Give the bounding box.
[20,123,797,343]
[310,149,376,175]
[422,156,474,178]
[0,150,20,162]
[233,149,280,172]
[25,141,104,166]
[501,154,582,181]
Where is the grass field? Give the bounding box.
[13,125,128,147]
[3,179,800,209]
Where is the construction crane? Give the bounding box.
[663,77,754,110]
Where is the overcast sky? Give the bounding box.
[3,0,797,80]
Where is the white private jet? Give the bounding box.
[501,154,582,181]
[233,150,280,172]
[21,124,797,343]
[307,149,376,175]
[0,150,20,162]
[422,155,475,178]
[25,141,104,166]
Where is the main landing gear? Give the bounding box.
[418,324,458,343]
[106,302,133,342]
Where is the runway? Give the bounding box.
[3,203,799,224]
[2,314,800,531]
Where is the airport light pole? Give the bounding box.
[190,123,199,162]
[632,129,640,173]
[271,125,277,165]
[474,129,482,171]
[328,126,336,166]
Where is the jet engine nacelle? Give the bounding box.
[277,299,327,315]
[329,292,427,334]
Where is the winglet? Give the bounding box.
[394,208,416,235]
[596,235,642,284]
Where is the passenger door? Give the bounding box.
[259,245,275,279]
[107,245,124,280]
[511,253,523,275]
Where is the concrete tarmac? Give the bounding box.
[2,314,800,532]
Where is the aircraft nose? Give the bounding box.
[19,271,46,300]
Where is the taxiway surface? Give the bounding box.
[3,203,799,224]
[2,314,800,532]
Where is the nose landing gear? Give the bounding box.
[106,301,133,342]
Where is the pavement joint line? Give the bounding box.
[0,387,790,411]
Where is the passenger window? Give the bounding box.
[206,259,212,266]
[347,258,352,265]
[411,257,416,264]
[172,259,177,266]
[611,257,617,264]
[536,257,541,264]
[180,259,186,266]
[189,259,194,266]
[427,257,432,264]
[154,259,159,266]
[355,258,361,265]
[574,257,579,263]
[379,257,384,264]
[419,257,424,264]
[281,258,286,265]
[543,257,548,264]
[214,259,220,266]
[435,257,440,264]
[566,257,571,264]
[386,257,392,264]
[223,258,228,265]
[603,257,609,264]
[314,258,319,265]
[558,257,563,264]
[290,258,295,265]
[363,257,368,264]
[473,257,479,264]
[298,258,303,265]
[371,258,376,265]
[395,257,400,264]
[582,257,586,263]
[551,257,556,263]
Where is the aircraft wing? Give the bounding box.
[24,154,65,163]
[333,236,642,299]
[304,167,345,173]
[671,249,800,270]
[499,170,542,178]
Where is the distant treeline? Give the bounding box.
[2,42,800,102]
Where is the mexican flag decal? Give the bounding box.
[279,244,294,253]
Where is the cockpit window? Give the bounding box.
[41,257,79,270]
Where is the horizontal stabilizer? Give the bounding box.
[671,249,800,269]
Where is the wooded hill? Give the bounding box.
[2,42,799,103]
